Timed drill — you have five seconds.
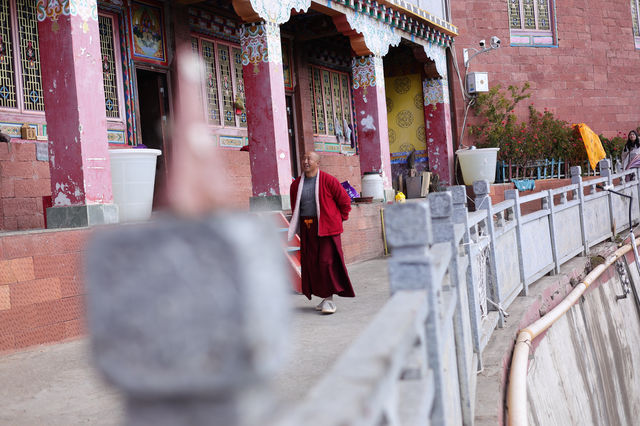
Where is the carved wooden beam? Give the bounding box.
[332,14,372,57]
[232,0,261,23]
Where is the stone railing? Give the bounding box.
[281,159,640,425]
[86,159,640,426]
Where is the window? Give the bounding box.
[191,35,247,129]
[309,65,353,144]
[98,13,125,121]
[631,0,640,48]
[0,0,44,112]
[508,0,555,47]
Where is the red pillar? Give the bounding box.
[351,56,393,189]
[240,22,292,210]
[37,4,117,227]
[423,78,454,185]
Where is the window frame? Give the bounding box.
[191,34,248,134]
[631,0,640,49]
[0,0,45,117]
[308,64,354,147]
[508,0,557,48]
[98,10,127,127]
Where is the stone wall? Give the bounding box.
[0,140,51,231]
[0,228,89,353]
[342,202,385,264]
[451,0,640,139]
[319,154,363,194]
[217,149,252,209]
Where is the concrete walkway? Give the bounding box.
[0,258,390,425]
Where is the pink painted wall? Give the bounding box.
[37,15,112,206]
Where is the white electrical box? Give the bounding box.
[467,72,489,93]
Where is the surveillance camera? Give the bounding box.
[490,36,501,48]
[479,39,486,48]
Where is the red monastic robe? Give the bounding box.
[288,171,355,300]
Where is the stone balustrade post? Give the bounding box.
[86,215,290,426]
[450,186,482,355]
[383,202,450,424]
[472,181,504,326]
[429,191,474,425]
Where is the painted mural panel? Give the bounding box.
[386,73,427,170]
[128,0,167,66]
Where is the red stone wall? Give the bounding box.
[342,202,385,264]
[319,153,363,194]
[218,149,252,209]
[0,140,51,231]
[0,228,88,353]
[451,0,640,140]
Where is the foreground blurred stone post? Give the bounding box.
[85,47,290,426]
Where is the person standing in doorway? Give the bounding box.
[288,151,355,314]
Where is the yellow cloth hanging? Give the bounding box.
[575,123,606,171]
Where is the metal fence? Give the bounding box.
[283,159,640,425]
[497,158,610,183]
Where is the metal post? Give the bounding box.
[504,189,527,295]
[600,159,615,241]
[546,190,561,274]
[571,166,589,256]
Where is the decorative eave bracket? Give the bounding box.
[233,0,312,24]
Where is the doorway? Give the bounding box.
[285,94,299,178]
[136,68,169,208]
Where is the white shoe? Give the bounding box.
[321,300,336,314]
[315,301,324,311]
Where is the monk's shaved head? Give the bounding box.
[302,151,320,177]
[305,151,320,162]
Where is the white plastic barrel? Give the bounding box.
[361,172,384,200]
[456,147,499,185]
[109,148,161,222]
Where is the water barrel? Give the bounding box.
[361,171,384,200]
[109,148,161,222]
[456,147,499,185]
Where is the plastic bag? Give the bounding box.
[341,181,359,199]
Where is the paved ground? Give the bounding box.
[0,257,390,425]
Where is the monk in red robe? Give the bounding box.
[287,151,355,314]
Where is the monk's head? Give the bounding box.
[302,151,320,177]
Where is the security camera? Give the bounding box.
[490,36,501,48]
[479,39,486,48]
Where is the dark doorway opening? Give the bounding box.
[285,94,299,178]
[136,68,169,208]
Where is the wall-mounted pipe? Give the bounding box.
[507,242,638,426]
